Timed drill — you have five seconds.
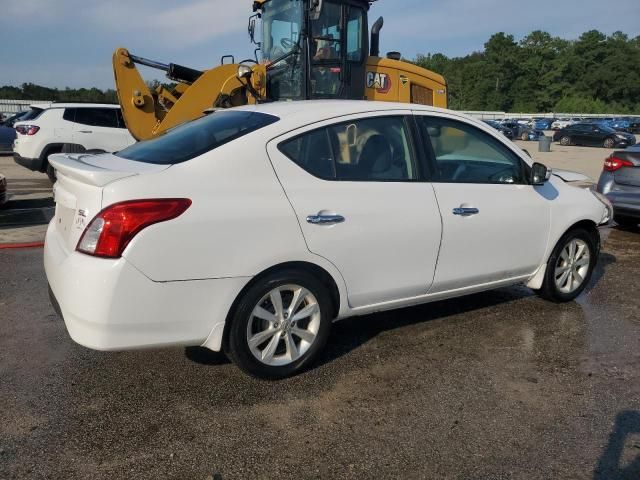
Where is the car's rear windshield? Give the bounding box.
[116,110,279,164]
[21,108,44,121]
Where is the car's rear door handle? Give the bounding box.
[306,213,345,225]
[453,207,480,216]
[78,130,93,134]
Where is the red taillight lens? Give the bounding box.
[76,199,192,258]
[604,156,634,172]
[15,125,40,135]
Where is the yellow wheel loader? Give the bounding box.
[113,0,448,141]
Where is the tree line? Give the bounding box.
[1,29,639,114]
[415,29,640,114]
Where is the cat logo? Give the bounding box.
[366,72,392,94]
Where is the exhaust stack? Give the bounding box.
[370,16,384,57]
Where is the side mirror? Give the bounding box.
[531,162,551,185]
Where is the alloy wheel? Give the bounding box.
[246,285,321,367]
[554,239,591,294]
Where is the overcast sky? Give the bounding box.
[1,0,638,90]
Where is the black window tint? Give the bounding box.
[115,109,127,129]
[279,129,336,179]
[116,111,279,165]
[279,116,416,182]
[63,108,76,122]
[420,117,526,185]
[75,108,119,128]
[21,108,44,121]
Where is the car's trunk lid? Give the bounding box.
[49,153,170,252]
[612,151,640,187]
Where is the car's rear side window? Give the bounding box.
[279,116,417,181]
[116,111,279,164]
[74,108,119,128]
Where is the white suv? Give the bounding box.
[13,103,135,181]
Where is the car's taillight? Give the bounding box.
[604,156,634,172]
[76,199,192,258]
[15,125,40,135]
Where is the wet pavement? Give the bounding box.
[1,228,639,480]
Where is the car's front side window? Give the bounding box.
[279,116,417,182]
[418,116,527,185]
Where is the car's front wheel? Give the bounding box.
[603,137,615,148]
[560,136,572,146]
[536,228,598,303]
[225,270,333,379]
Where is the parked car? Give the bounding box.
[605,118,632,133]
[553,123,636,148]
[501,120,544,141]
[482,120,514,139]
[1,111,28,128]
[551,118,581,130]
[628,118,640,134]
[532,118,554,130]
[0,125,15,153]
[45,100,612,379]
[0,174,7,207]
[13,103,135,182]
[597,149,640,229]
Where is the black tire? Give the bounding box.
[46,163,57,183]
[536,228,598,303]
[615,215,639,229]
[225,269,333,379]
[521,132,529,141]
[61,143,86,154]
[560,136,572,146]
[603,137,615,149]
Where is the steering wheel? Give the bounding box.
[280,38,296,50]
[489,166,517,184]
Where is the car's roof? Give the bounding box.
[43,103,120,109]
[233,100,448,119]
[229,100,481,128]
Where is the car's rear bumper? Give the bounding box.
[13,152,44,171]
[44,221,248,352]
[597,172,640,218]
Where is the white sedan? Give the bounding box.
[45,101,612,379]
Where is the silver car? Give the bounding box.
[597,145,640,228]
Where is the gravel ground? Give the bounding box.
[1,226,639,479]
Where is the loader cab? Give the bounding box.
[257,0,368,101]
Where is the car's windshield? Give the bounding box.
[261,0,303,62]
[115,111,279,165]
[261,0,305,100]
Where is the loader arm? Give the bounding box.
[113,48,264,141]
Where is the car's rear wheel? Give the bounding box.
[536,228,597,303]
[603,137,615,148]
[615,215,638,229]
[520,132,529,141]
[559,136,572,146]
[46,163,57,183]
[225,270,333,379]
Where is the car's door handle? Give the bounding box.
[453,207,480,216]
[306,213,345,225]
[78,130,93,134]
